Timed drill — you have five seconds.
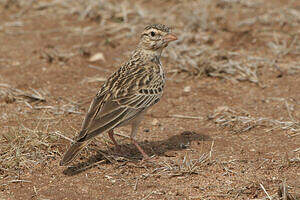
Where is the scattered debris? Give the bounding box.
[208,106,300,135]
[154,153,210,178]
[1,1,299,199]
[81,76,106,84]
[0,83,46,102]
[151,119,159,126]
[278,181,298,200]
[260,183,272,200]
[52,131,74,142]
[183,86,191,92]
[40,47,75,64]
[34,104,82,115]
[170,114,203,120]
[104,175,116,183]
[89,52,105,62]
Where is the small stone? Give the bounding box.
[11,61,20,66]
[183,86,191,92]
[104,175,116,183]
[151,118,159,126]
[89,52,105,62]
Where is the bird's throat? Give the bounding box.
[139,48,163,62]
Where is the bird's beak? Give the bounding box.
[163,33,177,42]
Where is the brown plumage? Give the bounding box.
[60,24,177,166]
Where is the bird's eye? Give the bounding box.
[150,31,155,37]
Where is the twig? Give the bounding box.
[170,114,203,120]
[114,132,130,139]
[97,150,115,164]
[278,179,296,200]
[24,101,33,109]
[289,132,300,138]
[7,179,31,183]
[209,140,214,159]
[293,147,300,152]
[284,100,295,122]
[53,131,74,142]
[260,183,272,200]
[133,178,138,191]
[256,159,269,170]
[141,191,154,200]
[283,179,287,200]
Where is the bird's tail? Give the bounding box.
[60,140,89,166]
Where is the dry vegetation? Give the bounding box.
[0,0,299,199]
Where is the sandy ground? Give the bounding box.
[0,0,299,199]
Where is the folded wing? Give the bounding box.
[75,62,164,142]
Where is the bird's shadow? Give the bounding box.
[62,131,211,176]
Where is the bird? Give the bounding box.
[60,24,177,166]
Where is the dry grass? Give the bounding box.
[1,112,57,178]
[208,105,300,136]
[278,180,299,200]
[0,83,46,102]
[151,152,211,178]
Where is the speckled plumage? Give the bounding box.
[144,24,171,33]
[60,24,177,166]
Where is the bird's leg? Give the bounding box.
[131,121,150,160]
[131,138,150,160]
[108,129,121,151]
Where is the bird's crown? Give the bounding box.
[144,24,171,33]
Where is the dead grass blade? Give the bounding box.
[260,183,272,200]
[34,105,82,115]
[0,83,46,102]
[81,76,106,84]
[278,180,297,200]
[169,114,203,120]
[152,153,210,178]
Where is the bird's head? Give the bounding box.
[138,24,177,53]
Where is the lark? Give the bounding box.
[60,24,177,166]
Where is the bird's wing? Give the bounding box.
[75,62,164,142]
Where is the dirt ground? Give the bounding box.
[0,0,299,199]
